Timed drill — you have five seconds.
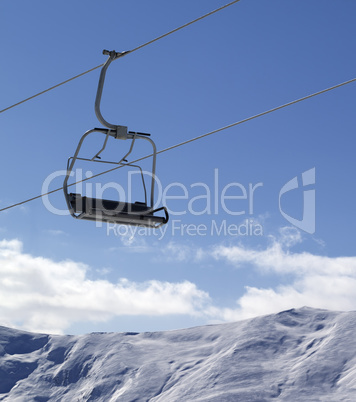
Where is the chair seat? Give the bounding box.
[69,193,168,227]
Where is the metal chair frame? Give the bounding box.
[63,50,169,228]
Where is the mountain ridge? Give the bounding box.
[1,307,356,401]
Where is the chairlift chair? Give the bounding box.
[63,50,169,228]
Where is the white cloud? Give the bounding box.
[119,231,151,252]
[277,226,303,247]
[158,241,204,263]
[2,228,356,335]
[96,267,112,276]
[213,240,356,276]
[0,239,210,334]
[45,229,67,236]
[211,227,356,320]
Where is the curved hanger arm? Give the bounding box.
[94,50,130,136]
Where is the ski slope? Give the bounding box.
[1,307,356,401]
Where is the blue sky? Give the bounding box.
[1,0,356,335]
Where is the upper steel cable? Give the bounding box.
[0,76,355,213]
[0,0,241,115]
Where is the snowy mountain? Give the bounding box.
[1,307,356,401]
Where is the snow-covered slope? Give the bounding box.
[1,307,356,401]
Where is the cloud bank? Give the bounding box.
[211,227,356,320]
[1,228,356,334]
[0,239,210,334]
